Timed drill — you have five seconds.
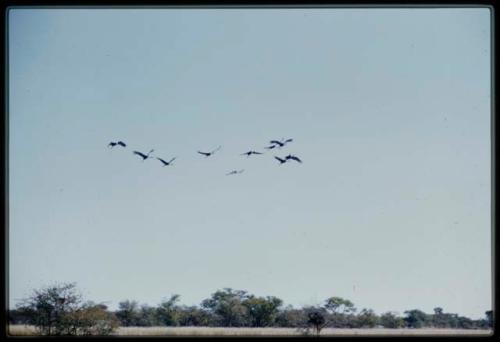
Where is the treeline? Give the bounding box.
[8,283,493,336]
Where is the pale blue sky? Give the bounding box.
[8,8,491,319]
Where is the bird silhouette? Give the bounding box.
[133,149,154,161]
[270,140,285,147]
[265,144,277,150]
[274,156,287,164]
[198,146,221,157]
[269,138,293,148]
[241,150,263,157]
[285,154,302,163]
[108,141,126,148]
[226,169,244,176]
[157,157,176,166]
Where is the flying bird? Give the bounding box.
[108,141,126,148]
[274,156,287,164]
[133,149,154,161]
[241,150,263,157]
[285,154,302,163]
[157,157,176,166]
[269,138,293,148]
[198,146,221,157]
[226,169,245,176]
[269,140,285,147]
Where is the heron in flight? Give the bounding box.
[269,138,293,148]
[274,156,287,164]
[157,157,176,166]
[241,150,263,157]
[133,149,154,161]
[285,154,302,163]
[198,146,221,157]
[226,169,244,176]
[108,141,126,148]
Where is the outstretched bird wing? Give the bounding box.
[270,140,283,145]
[274,156,286,163]
[157,157,168,165]
[168,157,176,164]
[108,142,116,147]
[117,141,127,147]
[198,151,209,156]
[251,151,263,154]
[133,151,147,158]
[211,146,222,154]
[284,138,293,143]
[289,156,302,163]
[265,145,276,150]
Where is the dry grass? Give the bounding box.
[115,327,493,336]
[7,325,493,337]
[116,327,301,336]
[7,325,38,336]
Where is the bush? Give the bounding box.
[15,282,118,336]
[71,303,120,335]
[379,312,405,328]
[404,309,430,328]
[354,308,378,328]
[8,308,36,325]
[275,306,307,327]
[201,288,249,327]
[178,306,214,326]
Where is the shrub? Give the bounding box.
[15,282,118,336]
[379,311,405,328]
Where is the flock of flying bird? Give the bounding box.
[108,138,302,175]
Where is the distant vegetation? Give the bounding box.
[8,283,493,336]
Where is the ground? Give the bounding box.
[7,325,493,337]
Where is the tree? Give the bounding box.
[444,313,460,328]
[8,308,36,325]
[275,305,307,327]
[457,316,474,329]
[115,300,141,327]
[156,294,181,326]
[304,307,329,336]
[242,295,283,327]
[434,307,443,315]
[137,304,158,326]
[177,306,214,326]
[201,288,250,327]
[70,302,119,335]
[354,308,378,328]
[15,282,117,336]
[323,296,357,328]
[379,311,405,328]
[432,307,448,328]
[404,309,430,328]
[485,310,493,328]
[324,297,356,315]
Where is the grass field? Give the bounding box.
[7,325,493,336]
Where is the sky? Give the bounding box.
[8,7,492,319]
